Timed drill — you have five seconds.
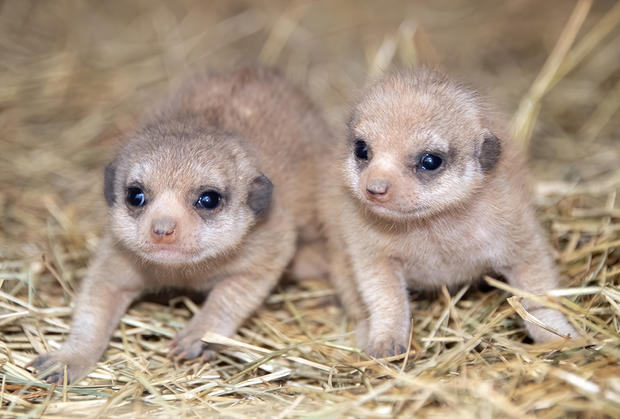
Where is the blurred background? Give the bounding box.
[1,0,619,258]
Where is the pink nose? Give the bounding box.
[366,179,391,202]
[151,217,177,244]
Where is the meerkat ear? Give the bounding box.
[247,173,273,217]
[478,133,501,172]
[104,159,118,207]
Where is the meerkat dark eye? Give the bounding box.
[195,190,221,210]
[354,140,369,160]
[419,153,443,171]
[126,187,146,207]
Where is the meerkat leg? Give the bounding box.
[30,251,143,383]
[352,259,410,358]
[327,239,370,349]
[501,249,579,342]
[168,272,280,361]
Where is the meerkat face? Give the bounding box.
[103,123,273,265]
[343,70,501,220]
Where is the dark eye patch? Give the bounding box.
[419,153,443,171]
[190,185,227,219]
[411,150,448,179]
[349,135,372,168]
[124,182,149,216]
[195,190,221,210]
[127,187,146,207]
[354,140,370,160]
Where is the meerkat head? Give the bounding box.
[103,115,273,265]
[343,69,502,220]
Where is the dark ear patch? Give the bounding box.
[478,134,501,172]
[104,159,118,206]
[247,174,273,217]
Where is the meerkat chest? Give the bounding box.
[140,256,247,291]
[389,218,507,288]
[140,266,219,290]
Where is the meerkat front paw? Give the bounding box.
[29,351,94,384]
[525,307,580,343]
[168,328,216,361]
[366,333,409,358]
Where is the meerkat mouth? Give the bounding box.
[139,245,202,265]
[364,200,431,219]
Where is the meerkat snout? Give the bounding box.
[151,216,177,244]
[365,178,391,201]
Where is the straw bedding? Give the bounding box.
[1,1,619,417]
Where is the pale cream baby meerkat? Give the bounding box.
[31,67,328,383]
[319,68,579,357]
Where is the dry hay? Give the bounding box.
[1,1,619,417]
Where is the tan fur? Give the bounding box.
[319,69,579,357]
[31,67,329,383]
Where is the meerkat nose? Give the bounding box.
[366,179,391,202]
[151,216,177,244]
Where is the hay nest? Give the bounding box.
[1,1,619,417]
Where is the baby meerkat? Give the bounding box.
[320,68,579,357]
[31,68,328,383]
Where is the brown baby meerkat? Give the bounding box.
[319,68,579,358]
[30,67,328,383]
